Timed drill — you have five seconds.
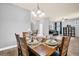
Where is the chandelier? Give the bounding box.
[31,4,45,17]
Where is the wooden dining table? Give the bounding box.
[29,44,58,56]
[27,38,61,56]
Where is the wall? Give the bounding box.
[43,17,49,36]
[37,17,49,36]
[31,17,49,36]
[0,4,31,49]
[49,21,55,30]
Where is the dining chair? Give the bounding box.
[15,32,29,56]
[22,32,36,56]
[18,32,29,56]
[52,36,71,56]
[59,36,71,56]
[15,33,23,56]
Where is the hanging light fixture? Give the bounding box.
[31,4,45,17]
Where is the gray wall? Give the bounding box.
[43,18,49,36]
[0,4,31,48]
[31,17,49,36]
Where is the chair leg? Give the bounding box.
[65,53,67,56]
[18,48,23,56]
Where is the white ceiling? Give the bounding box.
[13,3,79,20]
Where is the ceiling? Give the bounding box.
[13,3,79,21]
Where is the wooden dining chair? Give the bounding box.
[23,32,30,38]
[22,32,37,56]
[59,36,71,56]
[15,33,23,56]
[19,37,29,56]
[15,32,29,56]
[52,36,71,56]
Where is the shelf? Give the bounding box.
[63,25,75,37]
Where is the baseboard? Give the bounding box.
[0,45,17,51]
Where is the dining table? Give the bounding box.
[27,35,62,56]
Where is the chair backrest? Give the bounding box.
[15,32,29,56]
[15,33,23,56]
[23,32,29,38]
[19,32,29,56]
[20,37,29,56]
[59,36,71,56]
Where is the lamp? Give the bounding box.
[31,4,45,17]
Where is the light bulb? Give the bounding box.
[31,11,37,17]
[39,12,45,17]
[41,12,45,16]
[37,10,41,14]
